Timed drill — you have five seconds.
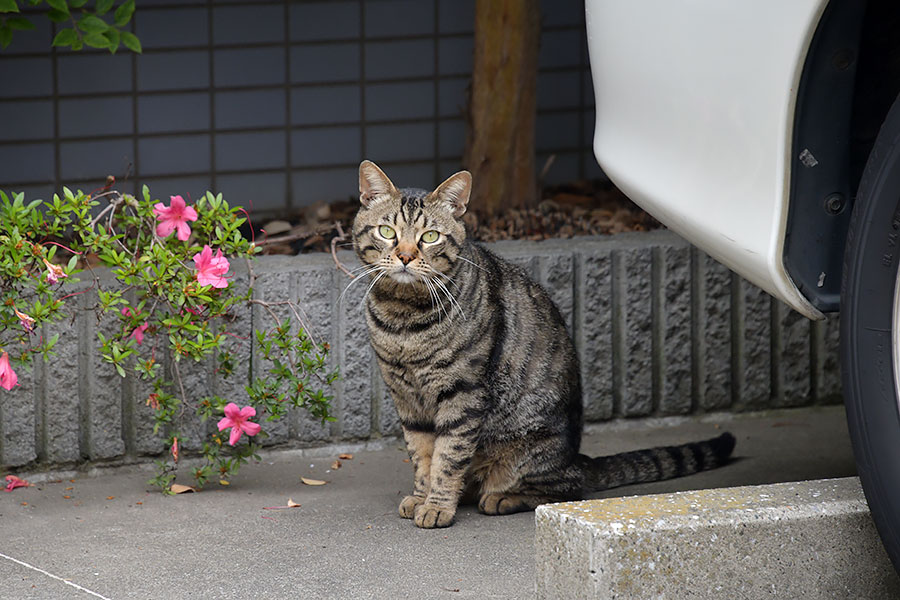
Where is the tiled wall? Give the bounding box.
[0,0,600,217]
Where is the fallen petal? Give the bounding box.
[331,460,342,470]
[4,475,32,492]
[300,477,327,486]
[288,498,301,507]
[338,453,354,460]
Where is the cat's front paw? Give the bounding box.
[413,502,456,528]
[478,493,529,515]
[398,495,425,519]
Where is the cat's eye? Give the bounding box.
[379,225,396,239]
[421,230,440,244]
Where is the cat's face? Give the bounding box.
[353,160,471,285]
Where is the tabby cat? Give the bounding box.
[352,160,735,529]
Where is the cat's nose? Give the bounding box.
[397,250,416,265]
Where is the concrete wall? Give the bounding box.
[0,230,842,470]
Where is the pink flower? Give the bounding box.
[171,437,179,463]
[192,245,230,289]
[121,307,149,345]
[4,475,31,492]
[13,308,35,333]
[42,258,66,284]
[153,195,198,241]
[0,351,17,391]
[217,403,262,446]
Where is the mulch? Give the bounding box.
[254,179,661,255]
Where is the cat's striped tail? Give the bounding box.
[579,432,736,492]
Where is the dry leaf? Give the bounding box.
[169,484,196,494]
[63,495,71,499]
[106,496,115,500]
[300,477,327,486]
[338,453,353,460]
[219,480,230,486]
[65,486,73,491]
[135,502,143,505]
[288,498,301,507]
[263,498,302,510]
[402,458,410,463]
[331,460,342,470]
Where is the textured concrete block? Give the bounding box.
[338,259,374,440]
[0,362,37,466]
[215,272,252,412]
[377,370,401,436]
[659,244,691,414]
[697,252,732,410]
[538,252,575,334]
[618,247,653,416]
[293,264,335,442]
[735,277,772,410]
[82,292,126,460]
[775,301,812,407]
[170,355,213,451]
[815,314,842,404]
[535,478,900,600]
[578,250,613,420]
[42,316,82,463]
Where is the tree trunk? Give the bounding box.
[463,0,540,218]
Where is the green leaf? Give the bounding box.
[66,255,77,270]
[102,26,118,52]
[45,0,68,15]
[47,8,68,22]
[114,0,134,26]
[71,37,83,50]
[7,17,35,30]
[83,31,109,48]
[0,0,19,14]
[121,30,140,53]
[52,27,78,47]
[78,14,108,34]
[115,363,126,378]
[68,0,88,7]
[95,0,114,15]
[0,25,12,49]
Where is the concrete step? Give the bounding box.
[535,477,900,599]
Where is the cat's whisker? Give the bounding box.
[339,264,384,305]
[425,276,450,322]
[456,255,488,273]
[358,269,387,309]
[432,276,466,321]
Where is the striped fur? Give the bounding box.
[351,160,736,528]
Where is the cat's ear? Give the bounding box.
[431,171,472,218]
[359,160,397,207]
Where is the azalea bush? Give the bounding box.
[0,187,337,492]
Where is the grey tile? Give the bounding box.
[214,47,285,87]
[537,151,580,184]
[365,80,434,120]
[0,100,53,140]
[58,53,132,95]
[537,71,581,109]
[139,0,204,5]
[539,29,582,69]
[291,166,358,207]
[216,88,287,129]
[217,171,287,212]
[59,96,133,138]
[292,126,360,167]
[138,92,210,134]
[138,134,211,175]
[60,139,134,181]
[541,0,584,27]
[289,1,360,42]
[291,85,360,125]
[365,0,433,37]
[438,0,474,34]
[439,158,464,175]
[438,118,465,157]
[437,77,468,118]
[536,111,580,151]
[291,43,360,83]
[0,58,53,97]
[3,184,55,201]
[138,51,209,91]
[215,131,286,171]
[1,16,53,55]
[213,4,285,45]
[366,122,434,162]
[136,7,209,49]
[438,36,473,75]
[380,162,437,189]
[364,39,433,79]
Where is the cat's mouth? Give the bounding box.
[390,269,419,284]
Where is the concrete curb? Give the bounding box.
[535,477,899,599]
[0,230,843,471]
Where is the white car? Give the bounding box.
[586,0,900,569]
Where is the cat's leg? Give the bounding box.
[414,401,482,528]
[398,428,435,519]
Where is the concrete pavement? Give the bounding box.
[1,406,860,599]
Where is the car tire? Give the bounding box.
[842,92,900,572]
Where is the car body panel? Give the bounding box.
[585,0,828,319]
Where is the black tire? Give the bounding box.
[842,92,900,572]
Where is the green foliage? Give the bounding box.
[0,186,337,492]
[1,0,139,52]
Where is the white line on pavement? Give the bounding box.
[0,551,113,600]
